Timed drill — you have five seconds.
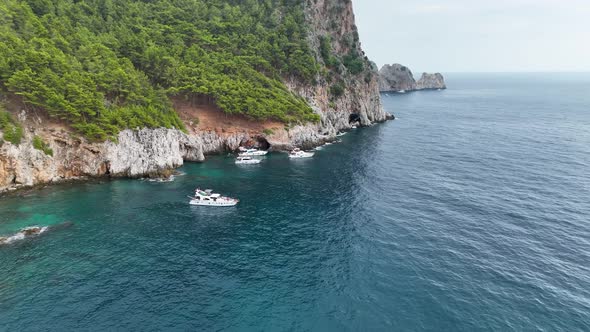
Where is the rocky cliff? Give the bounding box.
[282,0,390,147]
[416,73,447,90]
[0,110,205,192]
[379,63,446,92]
[378,64,417,92]
[0,0,390,193]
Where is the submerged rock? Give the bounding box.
[0,221,74,246]
[0,226,48,245]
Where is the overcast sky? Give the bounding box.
[353,0,590,72]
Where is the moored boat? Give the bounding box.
[189,189,239,206]
[238,148,268,157]
[289,148,314,159]
[235,156,262,164]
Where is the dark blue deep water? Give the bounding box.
[1,73,589,331]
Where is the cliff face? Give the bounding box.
[379,63,446,92]
[280,0,389,148]
[0,0,389,193]
[0,110,205,191]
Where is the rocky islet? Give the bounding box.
[378,63,446,92]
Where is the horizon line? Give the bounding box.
[411,71,590,74]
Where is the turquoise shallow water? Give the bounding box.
[1,73,590,331]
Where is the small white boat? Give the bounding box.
[289,148,314,159]
[238,148,268,157]
[235,156,261,165]
[351,125,358,129]
[189,189,239,207]
[398,90,406,93]
[336,132,347,137]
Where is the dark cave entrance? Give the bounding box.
[349,113,361,125]
[255,136,271,150]
[240,136,271,151]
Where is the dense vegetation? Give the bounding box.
[0,0,320,140]
[32,135,53,155]
[0,108,23,145]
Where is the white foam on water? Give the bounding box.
[144,175,175,183]
[0,226,48,245]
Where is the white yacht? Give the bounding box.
[238,148,268,157]
[289,148,314,159]
[189,189,239,206]
[235,156,261,165]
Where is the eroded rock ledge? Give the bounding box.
[0,125,204,192]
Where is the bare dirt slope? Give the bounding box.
[172,98,283,137]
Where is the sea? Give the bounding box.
[1,73,589,331]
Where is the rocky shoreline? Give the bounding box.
[0,111,392,194]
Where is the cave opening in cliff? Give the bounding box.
[349,113,361,124]
[256,136,271,150]
[103,162,111,176]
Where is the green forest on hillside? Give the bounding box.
[0,0,321,141]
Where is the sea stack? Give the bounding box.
[378,63,446,92]
[377,64,417,92]
[416,73,446,90]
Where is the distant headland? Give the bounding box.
[378,64,446,92]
